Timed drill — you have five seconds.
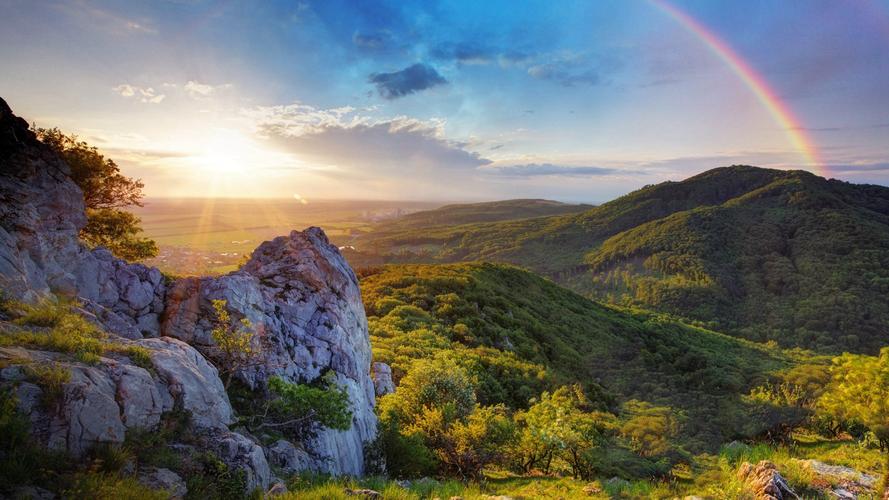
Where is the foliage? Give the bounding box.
[235,375,352,446]
[512,385,618,479]
[36,127,157,261]
[818,348,889,494]
[354,166,889,354]
[619,401,679,458]
[361,262,790,452]
[819,348,889,450]
[0,300,157,367]
[81,208,158,261]
[65,472,168,500]
[210,299,261,389]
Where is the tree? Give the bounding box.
[377,356,514,478]
[210,299,261,389]
[620,401,679,458]
[513,385,616,479]
[819,348,889,494]
[35,127,157,260]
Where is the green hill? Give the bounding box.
[352,166,889,353]
[379,199,592,229]
[360,262,797,451]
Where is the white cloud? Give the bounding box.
[184,81,233,99]
[112,84,165,104]
[249,103,490,179]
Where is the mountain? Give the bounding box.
[359,262,792,451]
[379,199,592,229]
[352,166,889,353]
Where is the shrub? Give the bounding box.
[210,299,261,389]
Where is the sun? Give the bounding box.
[192,129,259,174]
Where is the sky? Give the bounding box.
[1,0,888,202]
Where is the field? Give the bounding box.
[131,198,441,275]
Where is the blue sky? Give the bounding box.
[1,0,888,201]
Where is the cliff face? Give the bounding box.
[162,228,378,475]
[0,97,377,488]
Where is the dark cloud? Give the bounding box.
[790,123,889,132]
[353,32,389,49]
[431,42,494,64]
[368,63,447,99]
[487,163,637,177]
[527,60,602,87]
[827,162,889,173]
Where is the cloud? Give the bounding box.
[827,162,889,173]
[485,163,638,177]
[353,31,390,50]
[368,63,447,99]
[252,103,490,176]
[183,81,232,99]
[431,42,494,65]
[527,62,600,87]
[112,84,165,103]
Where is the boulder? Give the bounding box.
[138,467,187,499]
[207,431,271,492]
[737,460,799,500]
[266,439,315,474]
[371,362,395,396]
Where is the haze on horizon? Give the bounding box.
[1,0,888,203]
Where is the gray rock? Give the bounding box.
[140,337,233,430]
[209,431,271,492]
[371,362,395,396]
[161,228,378,475]
[138,467,187,499]
[267,482,288,496]
[10,485,56,499]
[267,439,314,474]
[798,459,877,489]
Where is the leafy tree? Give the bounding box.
[35,127,157,260]
[210,299,261,389]
[819,348,889,494]
[513,385,616,479]
[241,374,352,443]
[378,356,513,478]
[620,401,679,458]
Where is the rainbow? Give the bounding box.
[650,0,827,176]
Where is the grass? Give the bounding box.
[281,436,882,500]
[64,472,168,500]
[24,363,71,408]
[1,300,157,372]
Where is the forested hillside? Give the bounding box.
[359,263,794,453]
[351,166,889,353]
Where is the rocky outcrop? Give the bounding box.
[0,337,233,454]
[0,97,165,338]
[737,461,799,500]
[371,362,395,396]
[0,96,378,485]
[161,228,378,475]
